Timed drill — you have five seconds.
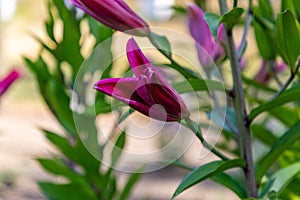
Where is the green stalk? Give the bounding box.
[218,0,258,197]
[184,118,230,161]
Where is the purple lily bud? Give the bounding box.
[0,69,21,97]
[94,38,190,122]
[71,0,150,36]
[255,60,287,83]
[187,3,225,68]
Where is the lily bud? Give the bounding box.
[0,69,21,97]
[71,0,150,36]
[187,3,225,68]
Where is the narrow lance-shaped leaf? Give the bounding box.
[111,132,126,166]
[172,159,245,199]
[211,173,247,199]
[249,84,300,121]
[256,121,300,182]
[260,162,300,198]
[253,21,277,59]
[119,169,142,200]
[276,10,300,69]
[173,79,225,93]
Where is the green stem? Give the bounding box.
[206,72,238,135]
[233,0,238,8]
[184,118,230,161]
[238,4,252,58]
[270,59,300,100]
[219,0,258,197]
[148,33,198,79]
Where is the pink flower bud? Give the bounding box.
[255,60,287,83]
[0,69,21,97]
[187,3,225,68]
[71,0,150,36]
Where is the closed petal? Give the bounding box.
[126,38,153,76]
[71,0,149,36]
[148,70,190,119]
[94,77,139,104]
[187,3,214,67]
[213,24,226,61]
[0,69,21,96]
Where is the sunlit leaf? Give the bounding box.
[249,85,300,121]
[219,7,244,30]
[172,159,244,199]
[276,10,300,69]
[256,121,300,182]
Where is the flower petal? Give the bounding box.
[126,38,153,76]
[94,77,138,104]
[187,3,215,67]
[0,69,21,96]
[213,24,226,61]
[71,0,150,36]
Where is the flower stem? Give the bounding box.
[184,118,230,161]
[218,0,258,197]
[238,4,252,58]
[148,33,199,79]
[270,59,300,100]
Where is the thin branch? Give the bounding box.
[184,118,230,161]
[270,59,300,100]
[238,7,252,58]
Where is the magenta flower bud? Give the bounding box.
[187,3,225,68]
[94,38,190,122]
[71,0,150,36]
[0,69,21,97]
[255,60,287,83]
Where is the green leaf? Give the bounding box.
[88,18,114,45]
[45,1,56,42]
[119,169,142,200]
[211,173,247,199]
[172,159,244,199]
[268,107,299,127]
[111,132,126,166]
[243,76,277,93]
[173,79,225,93]
[150,32,172,58]
[261,162,300,197]
[37,158,85,184]
[204,12,221,39]
[104,176,117,200]
[253,21,277,59]
[276,10,300,69]
[293,0,300,16]
[73,140,101,178]
[43,130,73,157]
[39,182,97,200]
[24,56,51,87]
[52,0,83,75]
[281,0,295,12]
[249,85,300,121]
[45,78,76,135]
[219,7,244,30]
[251,124,278,147]
[172,5,186,15]
[256,121,300,182]
[258,0,273,18]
